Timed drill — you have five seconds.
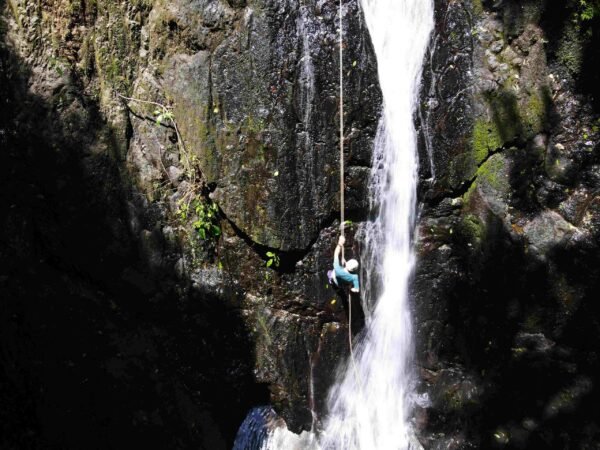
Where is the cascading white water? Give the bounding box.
[320,0,433,449]
[260,1,433,449]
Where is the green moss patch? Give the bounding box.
[472,119,503,162]
[523,87,551,135]
[461,213,486,247]
[476,153,510,193]
[472,0,484,17]
[447,118,503,188]
[557,21,584,75]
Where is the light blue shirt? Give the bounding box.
[333,257,359,290]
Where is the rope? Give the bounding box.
[338,0,362,391]
[338,0,349,344]
[339,0,345,242]
[348,293,361,384]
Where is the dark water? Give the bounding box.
[233,406,280,450]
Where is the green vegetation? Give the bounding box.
[472,119,502,163]
[265,251,280,268]
[153,108,174,127]
[557,22,585,75]
[472,0,484,17]
[579,0,600,21]
[453,86,542,189]
[476,153,509,192]
[556,0,599,75]
[524,90,547,133]
[117,92,221,268]
[486,91,522,142]
[449,117,504,188]
[461,213,486,247]
[178,198,221,241]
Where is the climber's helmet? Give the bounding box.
[345,259,359,272]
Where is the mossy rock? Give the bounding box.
[475,152,511,194]
[447,119,500,189]
[462,152,511,242]
[557,21,585,76]
[471,0,484,18]
[460,213,486,249]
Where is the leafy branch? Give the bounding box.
[579,0,600,21]
[117,92,222,243]
[265,251,280,268]
[179,197,221,241]
[115,92,199,185]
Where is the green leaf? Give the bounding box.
[266,251,275,257]
[266,259,273,267]
[212,225,221,236]
[198,228,206,240]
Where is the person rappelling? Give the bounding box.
[328,235,360,293]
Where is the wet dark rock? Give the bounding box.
[415,0,600,448]
[1,0,378,444]
[3,0,600,447]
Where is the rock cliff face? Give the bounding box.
[415,0,599,447]
[1,0,380,447]
[2,0,599,448]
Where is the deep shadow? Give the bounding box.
[577,20,600,112]
[538,0,600,112]
[435,177,600,447]
[486,90,523,144]
[468,225,597,448]
[428,63,600,441]
[1,5,267,449]
[415,1,599,447]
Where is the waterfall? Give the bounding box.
[252,1,434,448]
[320,0,434,448]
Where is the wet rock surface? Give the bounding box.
[415,0,600,447]
[0,5,267,449]
[3,0,600,448]
[1,0,378,446]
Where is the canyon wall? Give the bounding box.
[415,0,599,447]
[2,0,598,448]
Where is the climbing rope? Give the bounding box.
[338,0,363,390]
[339,0,345,242]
